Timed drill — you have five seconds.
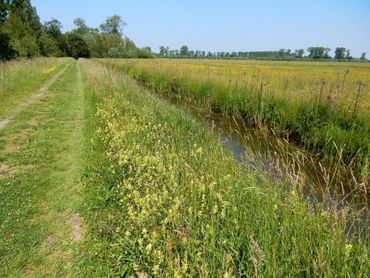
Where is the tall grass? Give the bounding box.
[81,59,369,276]
[0,57,70,117]
[99,59,370,180]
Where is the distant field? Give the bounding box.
[112,59,370,115]
[102,59,370,177]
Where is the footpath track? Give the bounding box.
[0,61,87,276]
[0,63,71,130]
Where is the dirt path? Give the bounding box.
[0,63,71,130]
[0,61,87,276]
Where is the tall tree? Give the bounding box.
[180,45,188,56]
[334,47,346,59]
[295,49,304,58]
[4,12,39,57]
[73,17,91,35]
[307,47,327,59]
[44,18,63,39]
[278,49,285,58]
[10,0,42,39]
[345,49,352,59]
[360,52,366,60]
[65,32,90,59]
[2,0,46,57]
[0,32,16,60]
[159,45,169,57]
[100,15,126,36]
[38,29,59,56]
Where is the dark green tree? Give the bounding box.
[180,45,188,56]
[278,49,285,58]
[3,13,39,57]
[159,45,169,57]
[138,46,153,58]
[43,18,66,56]
[0,31,16,60]
[73,17,93,35]
[65,33,90,58]
[44,18,63,39]
[360,52,366,60]
[345,49,352,59]
[334,47,346,59]
[307,47,326,59]
[10,0,42,40]
[2,0,47,57]
[39,29,60,56]
[100,15,126,36]
[295,49,304,58]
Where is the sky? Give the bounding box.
[32,0,370,57]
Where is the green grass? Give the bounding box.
[0,58,71,118]
[80,59,370,276]
[0,61,88,276]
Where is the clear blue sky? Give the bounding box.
[32,0,370,57]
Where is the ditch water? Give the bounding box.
[164,95,370,236]
[126,72,369,236]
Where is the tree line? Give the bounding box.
[158,46,367,61]
[0,0,153,60]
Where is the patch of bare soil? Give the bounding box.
[0,162,16,179]
[67,214,84,241]
[45,235,57,248]
[27,118,42,127]
[0,162,9,172]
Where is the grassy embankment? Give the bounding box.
[100,59,370,179]
[80,59,369,276]
[0,58,70,118]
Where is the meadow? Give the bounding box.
[0,58,369,276]
[101,59,370,180]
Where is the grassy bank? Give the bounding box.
[100,59,369,179]
[81,59,369,276]
[0,58,71,117]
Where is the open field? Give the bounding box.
[102,59,370,178]
[0,58,369,276]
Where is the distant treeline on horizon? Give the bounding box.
[157,46,368,61]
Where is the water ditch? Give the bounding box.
[183,100,370,237]
[121,69,370,236]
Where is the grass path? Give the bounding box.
[0,62,71,130]
[0,61,87,276]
